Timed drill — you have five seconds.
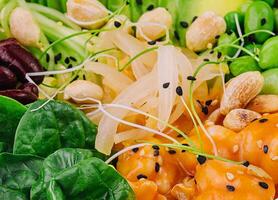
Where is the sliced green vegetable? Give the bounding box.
[0,96,26,152]
[31,148,135,200]
[0,153,43,199]
[13,100,98,157]
[229,56,261,76]
[244,1,274,43]
[261,68,278,94]
[259,36,278,69]
[224,11,244,33]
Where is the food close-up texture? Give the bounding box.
[0,0,278,199]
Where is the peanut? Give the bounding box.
[220,72,264,115]
[186,11,226,52]
[247,95,278,113]
[223,109,261,132]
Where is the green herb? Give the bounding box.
[31,148,135,200]
[13,100,98,157]
[0,153,43,199]
[0,96,27,152]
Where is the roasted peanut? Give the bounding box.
[220,72,264,115]
[67,0,109,29]
[64,80,103,103]
[10,7,41,47]
[247,95,278,113]
[186,11,226,52]
[137,7,172,41]
[223,109,261,132]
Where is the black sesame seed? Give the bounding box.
[137,174,148,180]
[263,145,269,154]
[148,40,156,45]
[251,118,258,122]
[54,53,62,64]
[147,4,154,11]
[155,162,160,172]
[205,100,213,106]
[68,64,73,69]
[83,74,86,80]
[203,58,210,62]
[261,18,267,26]
[181,150,186,153]
[259,182,269,189]
[132,147,139,153]
[182,143,189,146]
[176,86,183,96]
[202,106,209,115]
[192,16,198,23]
[64,57,70,64]
[217,52,222,59]
[114,21,122,28]
[174,31,180,41]
[69,56,77,62]
[180,21,189,28]
[247,34,255,43]
[152,145,160,150]
[46,53,50,63]
[136,0,142,5]
[177,134,183,138]
[163,82,170,89]
[215,35,220,39]
[259,118,268,123]
[197,155,207,165]
[153,149,159,157]
[242,161,250,167]
[226,185,235,192]
[187,76,196,81]
[210,50,214,54]
[168,149,176,154]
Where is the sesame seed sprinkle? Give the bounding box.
[155,162,160,172]
[163,82,170,89]
[261,18,267,26]
[243,161,250,167]
[226,172,235,181]
[176,86,183,96]
[263,145,269,154]
[258,182,268,189]
[168,149,177,154]
[233,145,239,153]
[259,118,268,123]
[148,40,156,45]
[114,21,122,28]
[187,76,196,81]
[180,21,189,28]
[132,147,139,153]
[137,174,148,180]
[226,185,235,192]
[152,145,160,150]
[197,155,207,165]
[147,4,154,11]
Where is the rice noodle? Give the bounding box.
[95,70,158,155]
[114,129,152,144]
[85,61,133,93]
[157,46,179,130]
[111,30,156,79]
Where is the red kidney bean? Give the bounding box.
[18,82,39,96]
[0,66,17,89]
[0,89,38,104]
[0,38,44,84]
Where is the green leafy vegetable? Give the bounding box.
[0,186,27,200]
[13,100,98,157]
[0,96,26,152]
[0,153,43,199]
[31,148,135,200]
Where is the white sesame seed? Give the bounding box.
[226,172,235,181]
[233,145,239,153]
[271,156,278,161]
[256,140,263,149]
[211,100,218,106]
[262,113,270,116]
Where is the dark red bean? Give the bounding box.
[0,66,17,89]
[0,38,44,84]
[0,89,38,104]
[18,83,39,96]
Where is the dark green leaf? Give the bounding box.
[13,100,98,157]
[31,148,135,200]
[0,153,43,199]
[0,186,27,200]
[0,96,26,152]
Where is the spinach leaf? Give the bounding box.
[31,148,135,200]
[13,100,98,157]
[0,153,43,199]
[0,186,27,200]
[0,96,26,152]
